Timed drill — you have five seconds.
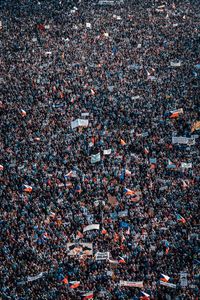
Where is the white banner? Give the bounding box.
[67,243,93,256]
[132,95,140,100]
[71,119,89,129]
[27,272,43,282]
[103,149,111,155]
[172,136,195,145]
[83,224,100,232]
[81,112,90,117]
[95,252,110,260]
[181,163,192,169]
[119,281,143,288]
[170,61,182,67]
[160,281,176,289]
[91,153,101,164]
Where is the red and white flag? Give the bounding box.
[82,291,94,299]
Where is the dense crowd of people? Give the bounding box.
[0,0,200,299]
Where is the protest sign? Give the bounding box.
[98,0,114,5]
[132,95,140,100]
[67,243,93,256]
[113,15,122,20]
[71,119,89,129]
[81,112,90,117]
[172,136,196,145]
[91,153,101,163]
[95,252,110,260]
[180,272,188,287]
[103,149,111,155]
[170,61,182,67]
[27,272,43,282]
[181,163,192,169]
[83,224,100,232]
[86,23,91,28]
[118,210,128,217]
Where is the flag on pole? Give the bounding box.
[182,180,189,189]
[82,291,94,299]
[124,188,136,195]
[62,276,68,284]
[120,139,126,145]
[23,185,33,192]
[20,109,27,117]
[167,159,176,169]
[118,256,126,264]
[140,291,150,299]
[64,170,77,179]
[169,111,179,118]
[69,281,80,289]
[176,214,186,224]
[91,89,95,96]
[160,274,170,282]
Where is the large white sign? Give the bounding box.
[119,281,143,288]
[71,119,89,129]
